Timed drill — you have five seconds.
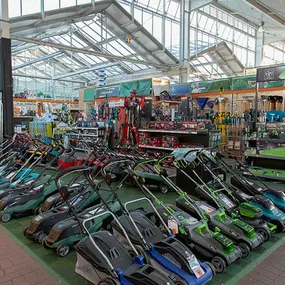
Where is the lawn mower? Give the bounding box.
[182,149,276,241]
[24,185,100,243]
[0,147,79,223]
[0,145,64,200]
[0,141,56,189]
[75,209,179,285]
[153,154,264,258]
[23,154,110,243]
[42,164,122,257]
[54,168,184,285]
[37,147,109,213]
[88,159,215,284]
[129,161,241,273]
[207,148,285,232]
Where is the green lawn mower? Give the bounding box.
[128,161,242,273]
[154,155,265,258]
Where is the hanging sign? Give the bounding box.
[170,84,191,96]
[95,85,120,98]
[257,65,285,82]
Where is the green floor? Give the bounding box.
[2,183,285,285]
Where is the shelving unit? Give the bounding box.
[138,122,221,153]
[138,129,208,135]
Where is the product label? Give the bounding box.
[168,218,179,234]
[186,252,205,278]
[220,195,234,208]
[199,204,214,214]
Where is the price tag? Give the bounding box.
[186,252,205,278]
[168,218,179,234]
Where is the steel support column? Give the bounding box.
[255,25,264,67]
[0,0,13,136]
[179,0,191,83]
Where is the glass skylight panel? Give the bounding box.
[9,0,21,17]
[22,0,41,15]
[106,44,124,57]
[142,11,153,34]
[153,16,162,42]
[81,26,102,42]
[110,41,132,56]
[60,0,76,8]
[120,2,131,13]
[134,8,143,24]
[70,35,87,48]
[138,0,150,8]
[77,0,91,4]
[44,0,59,11]
[167,1,179,18]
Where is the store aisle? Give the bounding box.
[237,242,285,285]
[0,227,58,285]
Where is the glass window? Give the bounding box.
[148,0,160,10]
[120,2,130,13]
[142,11,153,34]
[22,0,41,15]
[138,0,150,7]
[264,46,274,59]
[60,0,76,8]
[44,0,59,11]
[9,0,21,17]
[167,1,179,18]
[171,23,180,47]
[205,18,214,33]
[134,8,143,24]
[77,0,90,4]
[153,16,162,42]
[165,20,172,48]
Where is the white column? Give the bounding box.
[255,25,264,67]
[0,0,9,39]
[161,0,166,48]
[179,0,191,83]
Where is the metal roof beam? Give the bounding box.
[104,13,165,65]
[10,35,166,68]
[73,29,132,74]
[12,51,62,70]
[212,2,258,28]
[53,62,119,80]
[13,73,86,84]
[245,0,285,26]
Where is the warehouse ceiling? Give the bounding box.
[10,0,285,93]
[216,0,285,44]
